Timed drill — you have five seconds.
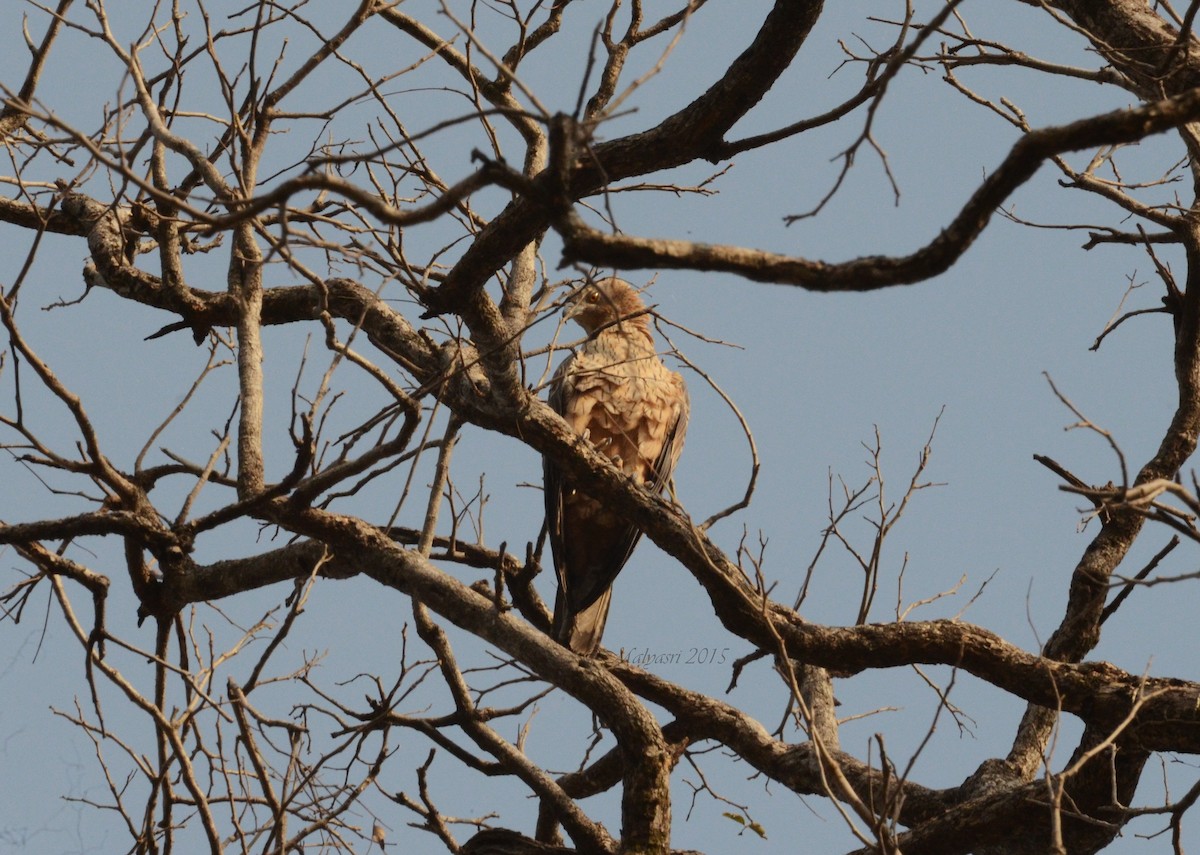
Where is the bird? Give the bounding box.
[543,277,689,655]
[371,821,388,851]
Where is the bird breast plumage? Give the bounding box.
[559,331,684,482]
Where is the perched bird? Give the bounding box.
[544,277,689,655]
[371,821,388,851]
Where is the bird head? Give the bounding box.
[564,277,648,334]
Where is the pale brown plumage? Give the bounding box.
[544,278,688,655]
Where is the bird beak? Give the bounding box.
[563,287,588,320]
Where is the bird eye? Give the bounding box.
[586,290,600,303]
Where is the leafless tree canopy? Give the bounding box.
[5,1,1200,853]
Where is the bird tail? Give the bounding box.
[552,587,613,656]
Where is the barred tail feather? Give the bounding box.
[552,587,613,656]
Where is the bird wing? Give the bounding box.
[545,349,688,653]
[592,369,689,583]
[543,357,571,605]
[647,374,689,495]
[546,352,625,616]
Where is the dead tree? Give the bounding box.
[4,2,1200,853]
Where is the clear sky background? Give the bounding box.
[1,2,1195,853]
